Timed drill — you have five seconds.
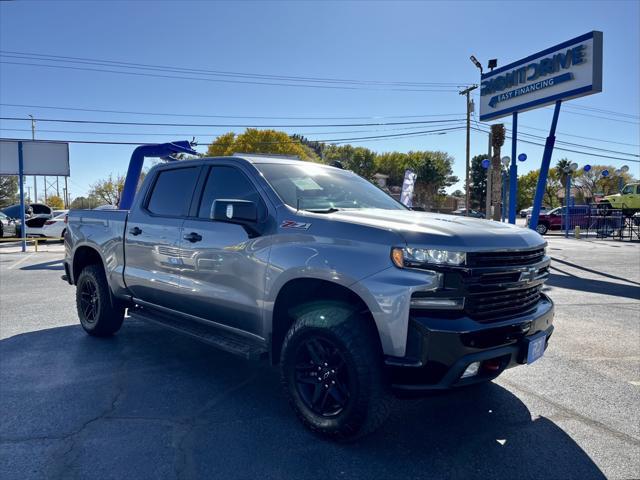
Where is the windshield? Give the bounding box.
[255,163,406,211]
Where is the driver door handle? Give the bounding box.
[183,232,203,243]
[129,226,142,236]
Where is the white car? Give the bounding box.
[520,206,548,218]
[42,212,69,239]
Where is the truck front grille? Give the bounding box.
[465,284,542,322]
[466,247,545,267]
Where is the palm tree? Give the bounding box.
[555,158,572,188]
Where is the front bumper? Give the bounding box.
[385,293,554,391]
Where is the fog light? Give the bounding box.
[410,297,464,309]
[461,361,480,379]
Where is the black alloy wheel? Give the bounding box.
[79,277,99,325]
[294,336,351,417]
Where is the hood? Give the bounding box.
[330,209,545,251]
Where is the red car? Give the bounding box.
[529,206,591,235]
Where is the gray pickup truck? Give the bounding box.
[63,155,554,439]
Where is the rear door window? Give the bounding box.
[146,167,199,217]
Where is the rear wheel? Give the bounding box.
[536,222,548,235]
[76,264,124,337]
[281,302,391,440]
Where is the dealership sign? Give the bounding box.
[480,31,603,121]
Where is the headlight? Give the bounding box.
[391,247,466,268]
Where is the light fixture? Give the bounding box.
[470,55,483,74]
[501,156,511,168]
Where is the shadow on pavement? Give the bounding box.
[0,321,605,480]
[548,266,640,301]
[19,259,64,271]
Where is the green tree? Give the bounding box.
[375,151,458,208]
[47,195,65,209]
[206,129,318,161]
[323,145,377,179]
[469,154,488,210]
[573,165,634,201]
[89,174,125,206]
[555,158,573,188]
[516,169,540,211]
[0,176,18,208]
[70,195,102,209]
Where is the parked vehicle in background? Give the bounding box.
[451,208,485,218]
[600,183,640,216]
[0,212,17,238]
[63,155,554,439]
[42,211,69,239]
[528,205,591,235]
[520,206,548,218]
[1,203,54,237]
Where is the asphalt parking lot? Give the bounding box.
[1,239,639,480]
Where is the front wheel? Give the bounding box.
[75,264,124,337]
[536,223,549,235]
[280,302,391,440]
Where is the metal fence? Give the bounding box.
[558,205,638,240]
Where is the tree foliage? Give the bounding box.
[469,154,488,210]
[0,176,18,208]
[206,129,318,161]
[375,151,458,207]
[47,195,65,209]
[89,174,125,206]
[323,145,377,179]
[70,195,102,209]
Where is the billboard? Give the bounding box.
[0,140,70,175]
[479,31,603,121]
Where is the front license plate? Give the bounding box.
[527,334,546,364]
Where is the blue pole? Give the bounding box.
[565,173,571,238]
[18,141,26,252]
[501,171,507,222]
[530,100,562,231]
[509,112,518,224]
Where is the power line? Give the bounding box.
[0,116,466,128]
[0,126,466,147]
[0,57,460,93]
[0,50,469,88]
[0,122,467,137]
[471,126,640,163]
[563,104,639,120]
[0,103,464,121]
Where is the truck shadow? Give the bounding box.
[0,321,605,480]
[547,266,640,301]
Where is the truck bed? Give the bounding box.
[66,208,129,291]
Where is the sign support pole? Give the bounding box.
[565,173,571,238]
[17,141,27,253]
[508,112,518,224]
[529,100,562,231]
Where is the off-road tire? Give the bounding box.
[76,264,124,337]
[280,301,391,441]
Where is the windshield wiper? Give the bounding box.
[303,207,340,214]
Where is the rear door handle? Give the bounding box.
[183,232,202,243]
[129,226,142,236]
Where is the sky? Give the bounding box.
[0,0,638,201]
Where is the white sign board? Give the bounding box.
[0,140,70,175]
[479,31,603,121]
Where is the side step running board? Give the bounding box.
[129,307,267,361]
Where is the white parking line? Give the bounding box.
[6,253,35,270]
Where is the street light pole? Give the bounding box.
[459,85,478,216]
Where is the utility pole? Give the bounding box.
[29,115,37,202]
[459,85,478,215]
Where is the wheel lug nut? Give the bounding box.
[324,384,328,388]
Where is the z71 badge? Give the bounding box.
[281,220,311,230]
